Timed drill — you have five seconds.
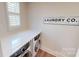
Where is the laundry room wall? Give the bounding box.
[0,2,29,38]
[28,2,79,57]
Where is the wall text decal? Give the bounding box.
[43,16,79,26]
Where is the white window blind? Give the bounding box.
[7,2,20,26]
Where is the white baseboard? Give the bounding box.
[40,46,67,57]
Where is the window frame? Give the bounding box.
[6,2,21,31]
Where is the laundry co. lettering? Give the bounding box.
[44,16,79,26]
[44,18,77,22]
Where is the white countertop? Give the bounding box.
[0,30,41,57]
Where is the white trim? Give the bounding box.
[40,46,67,57]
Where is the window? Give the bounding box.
[7,2,20,27]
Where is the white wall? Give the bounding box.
[28,2,79,56]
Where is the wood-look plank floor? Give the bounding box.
[35,49,56,57]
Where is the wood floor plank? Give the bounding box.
[35,49,56,57]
